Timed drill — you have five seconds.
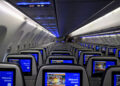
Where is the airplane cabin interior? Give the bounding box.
[0,0,120,86]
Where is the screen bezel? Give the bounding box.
[83,53,101,66]
[7,58,32,76]
[112,72,120,86]
[43,69,82,86]
[49,58,74,64]
[92,59,117,77]
[0,68,16,86]
[21,52,39,66]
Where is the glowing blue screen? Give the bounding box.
[50,60,73,64]
[114,74,120,86]
[45,72,80,86]
[0,71,14,86]
[93,61,116,74]
[8,59,31,73]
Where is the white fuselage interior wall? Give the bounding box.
[0,0,56,61]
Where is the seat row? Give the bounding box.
[1,42,120,86]
[0,62,120,86]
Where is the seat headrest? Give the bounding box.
[50,50,72,56]
[86,56,119,78]
[20,50,43,67]
[36,65,89,86]
[46,56,77,64]
[4,54,37,76]
[79,52,102,66]
[102,66,120,86]
[0,63,25,86]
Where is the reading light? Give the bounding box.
[70,7,120,37]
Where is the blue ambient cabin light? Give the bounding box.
[16,2,51,5]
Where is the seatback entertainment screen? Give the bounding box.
[0,69,15,86]
[83,54,101,65]
[96,46,100,51]
[31,53,39,65]
[118,50,120,58]
[92,60,116,77]
[101,47,106,54]
[21,52,39,65]
[113,73,120,86]
[40,50,43,58]
[50,59,73,64]
[8,58,32,76]
[45,72,81,86]
[78,51,82,58]
[108,48,117,56]
[52,53,70,56]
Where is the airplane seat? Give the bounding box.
[71,46,76,55]
[72,47,78,56]
[50,47,71,52]
[73,44,83,49]
[86,56,120,86]
[75,49,92,62]
[0,63,25,86]
[90,45,95,51]
[51,49,70,51]
[100,46,108,56]
[29,48,47,64]
[35,65,90,86]
[86,44,90,48]
[41,47,48,57]
[4,54,38,86]
[49,50,72,56]
[106,47,117,57]
[47,46,53,55]
[49,44,72,51]
[79,52,102,66]
[101,66,120,86]
[46,56,77,64]
[95,45,101,52]
[20,50,43,68]
[115,48,120,59]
